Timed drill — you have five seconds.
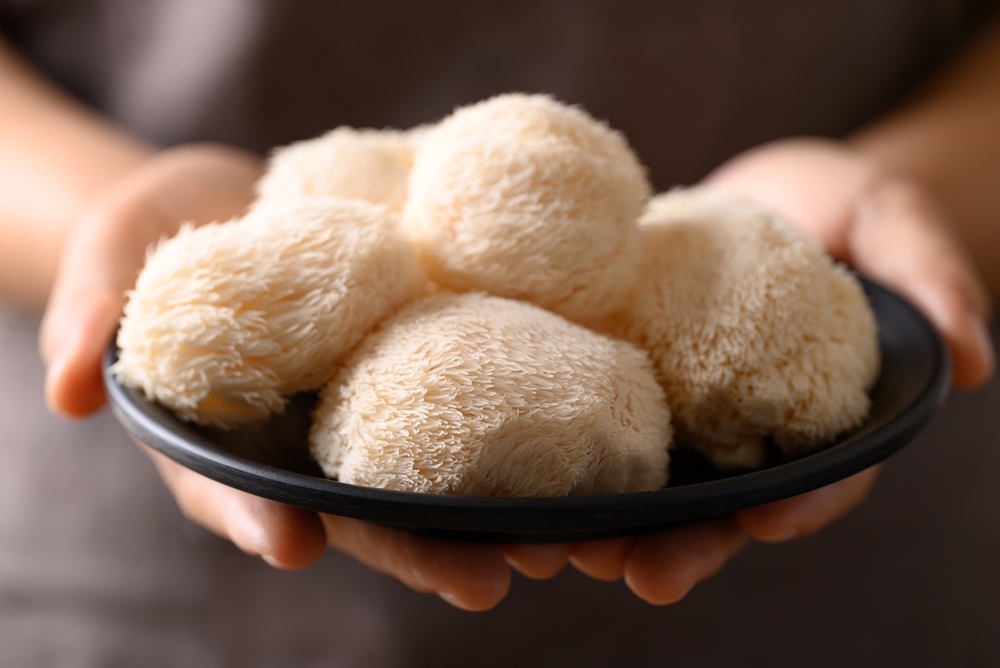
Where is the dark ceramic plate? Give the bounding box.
[103,278,949,543]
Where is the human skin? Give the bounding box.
[1,16,998,609]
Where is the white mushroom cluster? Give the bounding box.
[114,93,879,496]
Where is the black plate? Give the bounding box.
[103,278,949,543]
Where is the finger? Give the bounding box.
[146,447,326,570]
[40,145,263,418]
[704,138,880,261]
[622,518,749,606]
[321,514,511,611]
[849,179,993,389]
[737,466,880,542]
[43,287,121,416]
[500,543,571,580]
[40,202,158,416]
[568,536,634,582]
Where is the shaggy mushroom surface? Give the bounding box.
[605,188,879,469]
[255,127,422,212]
[401,94,650,324]
[114,99,884,492]
[113,197,424,427]
[310,292,672,496]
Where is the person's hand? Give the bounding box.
[706,137,993,389]
[566,137,995,605]
[38,143,333,569]
[41,138,995,611]
[37,142,555,611]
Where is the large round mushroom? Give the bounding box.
[310,292,672,496]
[401,94,650,324]
[606,188,879,469]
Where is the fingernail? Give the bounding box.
[261,553,281,568]
[44,323,82,384]
[671,581,695,604]
[969,312,995,378]
[47,309,88,362]
[653,580,695,606]
[45,336,71,377]
[759,527,798,543]
[438,591,474,611]
[501,554,533,579]
[44,349,73,414]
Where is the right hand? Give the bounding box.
[568,137,995,605]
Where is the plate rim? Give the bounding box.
[103,277,951,537]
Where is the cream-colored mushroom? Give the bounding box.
[113,197,424,427]
[401,94,650,324]
[255,126,424,212]
[310,292,672,496]
[605,187,879,468]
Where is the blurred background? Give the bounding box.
[1,1,998,665]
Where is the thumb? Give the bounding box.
[39,203,153,417]
[39,144,265,419]
[42,287,122,416]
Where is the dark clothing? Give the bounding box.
[0,0,991,185]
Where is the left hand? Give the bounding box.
[37,142,551,611]
[565,137,994,605]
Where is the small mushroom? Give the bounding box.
[255,126,425,212]
[114,197,424,427]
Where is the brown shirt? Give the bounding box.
[0,0,991,187]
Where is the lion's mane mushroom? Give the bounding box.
[255,127,425,212]
[401,94,650,324]
[310,292,672,496]
[113,197,425,427]
[606,188,879,469]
